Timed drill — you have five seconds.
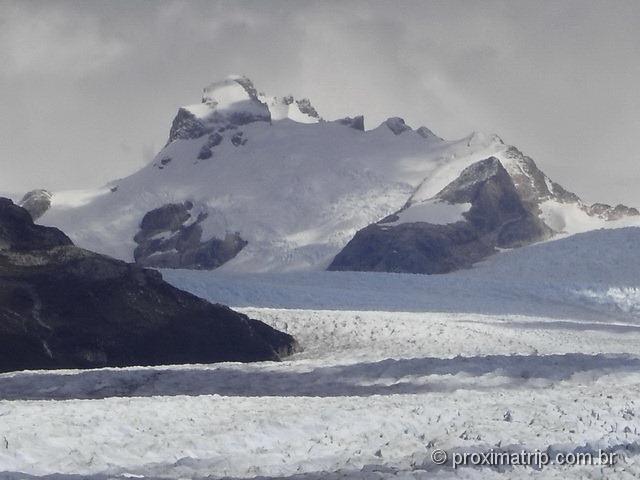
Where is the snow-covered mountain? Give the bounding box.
[37,75,639,272]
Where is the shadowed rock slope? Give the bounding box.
[0,198,297,373]
[329,158,552,274]
[133,201,247,269]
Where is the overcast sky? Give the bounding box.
[1,0,639,205]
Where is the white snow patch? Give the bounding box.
[49,188,109,209]
[388,199,470,225]
[202,77,256,110]
[540,200,640,235]
[184,102,213,118]
[263,96,319,123]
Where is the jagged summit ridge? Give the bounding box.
[170,76,447,144]
[168,75,324,144]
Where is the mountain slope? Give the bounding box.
[37,76,639,273]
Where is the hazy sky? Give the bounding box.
[1,0,639,205]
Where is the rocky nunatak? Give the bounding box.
[0,198,297,373]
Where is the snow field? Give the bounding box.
[1,309,640,478]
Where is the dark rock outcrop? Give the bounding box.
[337,116,365,131]
[385,117,412,135]
[416,126,442,141]
[588,203,640,221]
[197,146,213,160]
[329,158,551,274]
[437,158,552,248]
[197,132,223,160]
[134,202,247,269]
[168,108,212,144]
[0,198,71,251]
[18,189,52,220]
[231,131,247,146]
[295,98,320,119]
[328,222,494,274]
[0,198,297,373]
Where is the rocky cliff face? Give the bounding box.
[0,198,297,373]
[499,146,581,207]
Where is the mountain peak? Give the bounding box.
[168,75,323,137]
[195,75,270,126]
[201,75,260,108]
[167,76,271,143]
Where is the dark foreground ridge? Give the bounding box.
[0,198,297,373]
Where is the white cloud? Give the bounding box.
[0,3,127,77]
